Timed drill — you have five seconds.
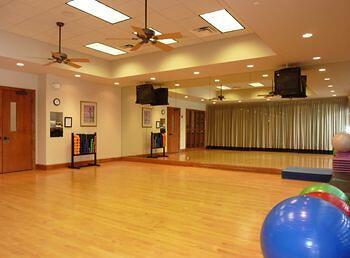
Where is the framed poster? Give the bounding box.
[80,101,97,127]
[142,107,152,128]
[64,117,72,128]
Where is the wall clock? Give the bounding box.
[161,109,166,115]
[53,98,61,106]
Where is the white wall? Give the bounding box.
[121,86,206,156]
[44,74,121,165]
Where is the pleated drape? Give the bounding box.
[206,97,349,151]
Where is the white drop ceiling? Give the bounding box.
[0,0,250,60]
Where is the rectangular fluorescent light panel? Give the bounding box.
[67,0,130,24]
[86,43,126,56]
[200,9,244,33]
[216,86,231,90]
[149,28,177,44]
[249,82,264,87]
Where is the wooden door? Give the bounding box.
[2,89,34,173]
[167,107,180,153]
[186,109,205,148]
[0,90,2,173]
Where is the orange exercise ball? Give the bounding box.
[332,133,350,152]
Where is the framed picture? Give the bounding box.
[160,118,166,128]
[142,107,152,128]
[156,121,161,129]
[64,117,72,128]
[80,101,97,127]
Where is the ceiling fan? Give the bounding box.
[43,22,90,68]
[257,76,276,98]
[107,0,183,52]
[210,84,226,102]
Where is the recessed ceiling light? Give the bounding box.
[216,86,231,90]
[201,99,205,102]
[332,94,337,97]
[313,56,321,60]
[330,90,335,93]
[324,78,330,81]
[247,64,254,68]
[262,74,269,78]
[214,79,220,82]
[149,28,177,44]
[66,0,130,24]
[193,71,200,75]
[86,43,126,56]
[114,82,119,85]
[75,74,81,78]
[184,95,189,99]
[200,9,244,33]
[174,83,180,87]
[328,85,333,88]
[249,82,264,87]
[150,77,156,81]
[302,33,313,38]
[318,68,326,72]
[16,62,24,67]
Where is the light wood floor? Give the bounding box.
[0,161,310,258]
[163,149,333,170]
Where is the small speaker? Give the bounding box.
[152,88,169,106]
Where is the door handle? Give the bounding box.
[3,136,9,144]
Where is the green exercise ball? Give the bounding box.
[301,183,349,204]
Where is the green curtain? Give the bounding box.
[206,97,349,151]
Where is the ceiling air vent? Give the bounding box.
[191,26,219,37]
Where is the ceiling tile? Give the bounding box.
[0,0,43,29]
[159,4,195,21]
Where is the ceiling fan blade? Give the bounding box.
[68,58,90,63]
[156,32,183,40]
[131,26,146,37]
[130,42,144,51]
[153,41,174,52]
[43,61,57,66]
[66,62,82,69]
[106,37,138,41]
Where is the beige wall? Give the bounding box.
[44,74,121,165]
[0,68,122,166]
[121,86,206,156]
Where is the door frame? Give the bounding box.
[0,86,36,172]
[167,106,181,153]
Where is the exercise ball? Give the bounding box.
[300,183,349,204]
[261,196,350,258]
[332,133,350,152]
[306,192,350,216]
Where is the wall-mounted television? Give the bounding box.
[136,84,155,104]
[136,84,169,105]
[274,67,307,98]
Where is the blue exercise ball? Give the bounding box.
[261,196,350,258]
